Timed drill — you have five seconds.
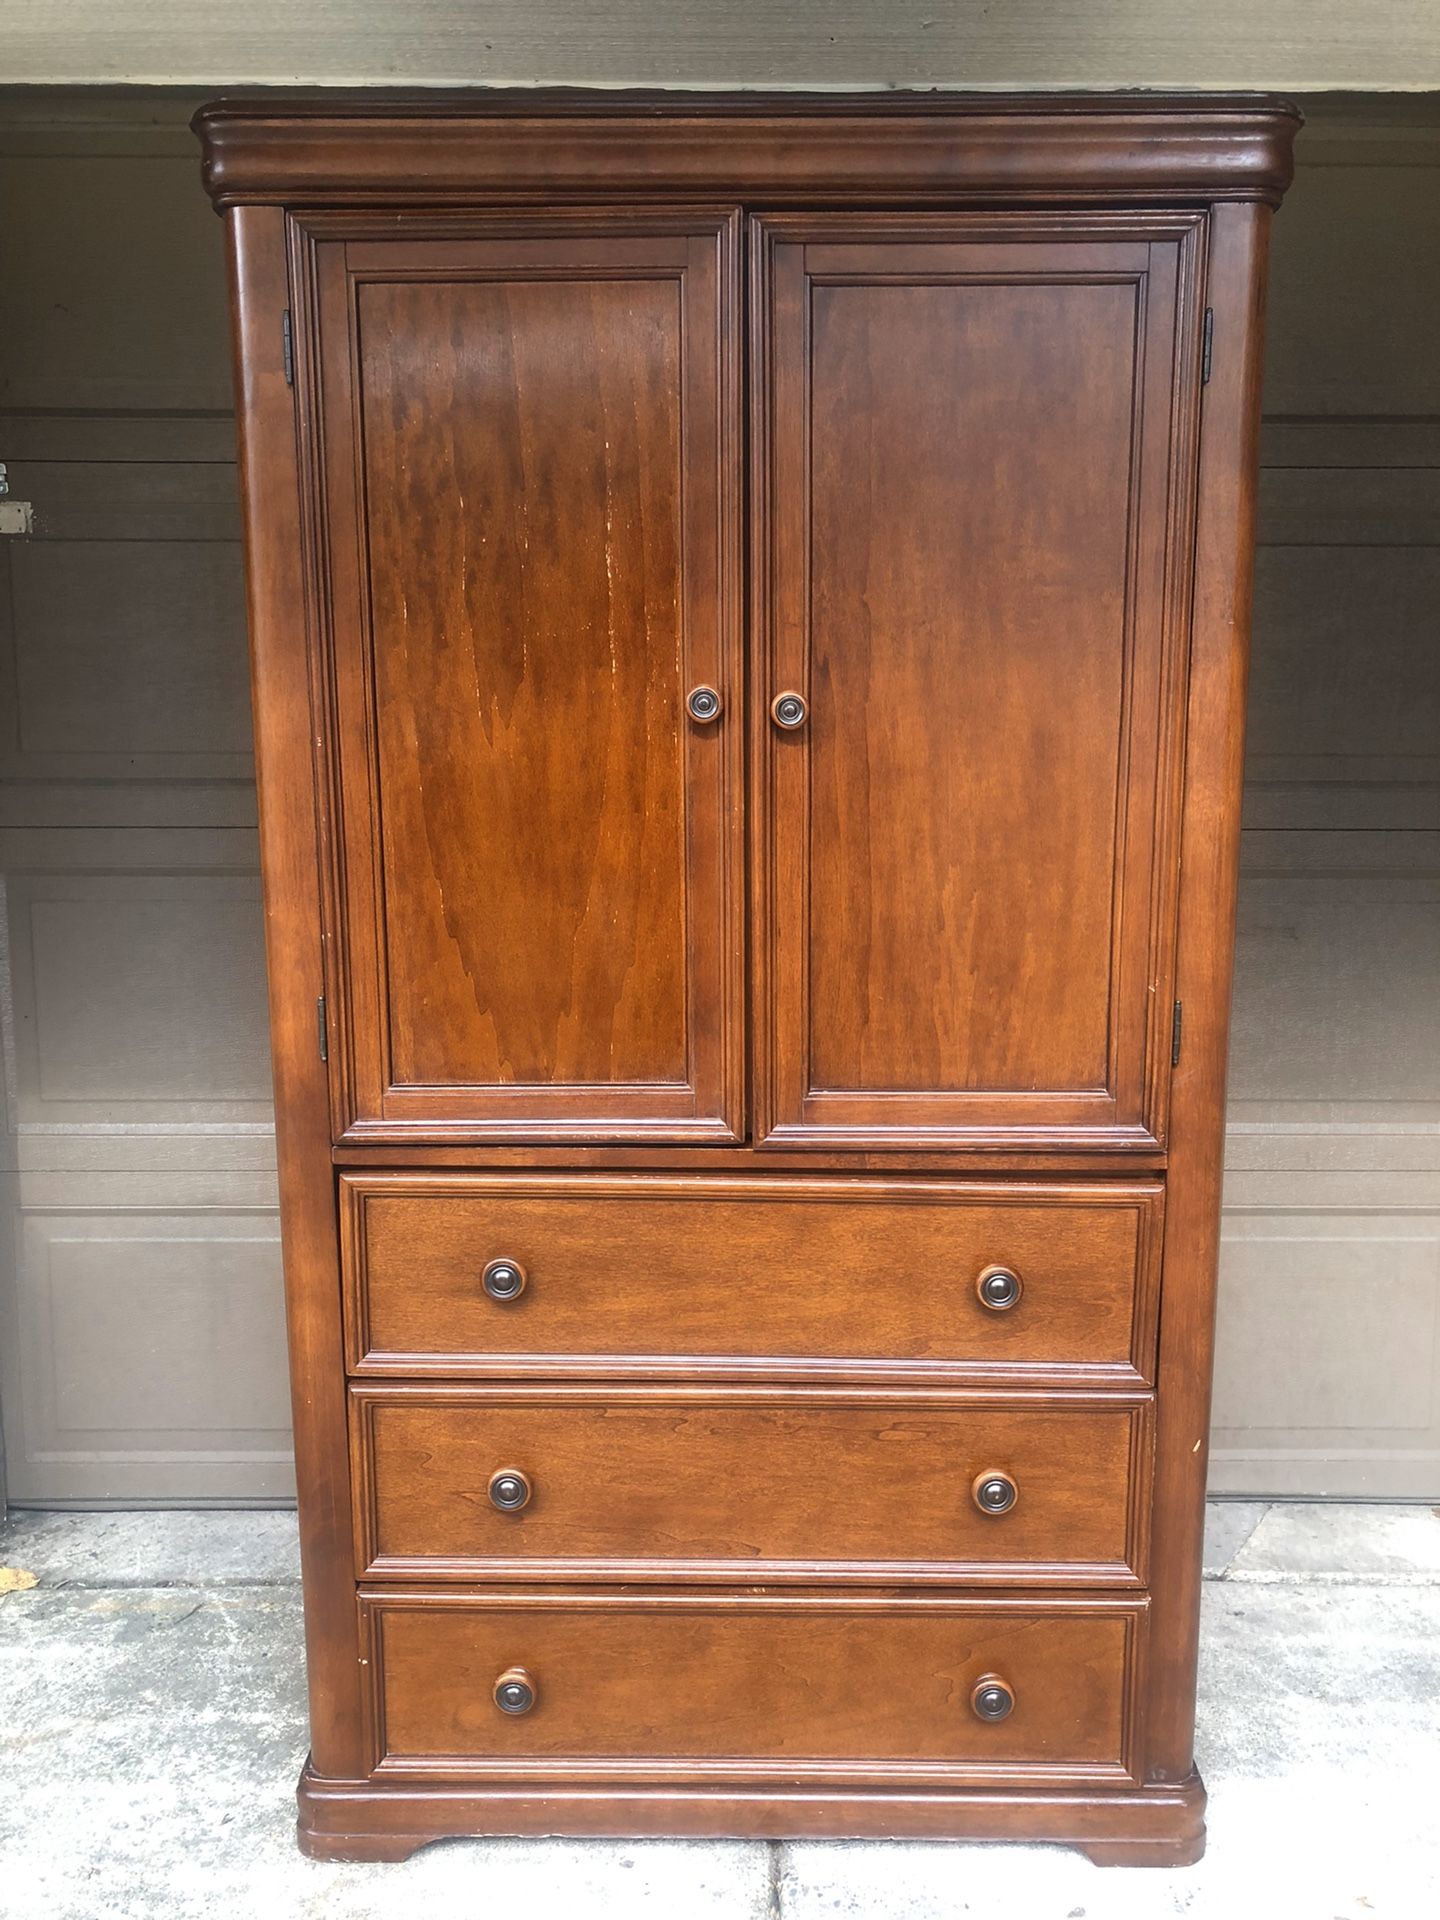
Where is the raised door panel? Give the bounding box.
[307,215,742,1142]
[753,215,1204,1150]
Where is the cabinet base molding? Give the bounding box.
[295,1763,1206,1865]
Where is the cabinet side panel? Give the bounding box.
[227,204,363,1776]
[1145,200,1272,1783]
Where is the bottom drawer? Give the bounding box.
[363,1591,1144,1786]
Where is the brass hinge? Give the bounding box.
[1171,1000,1184,1068]
[1201,308,1214,386]
[282,308,295,387]
[316,994,328,1063]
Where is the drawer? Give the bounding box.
[341,1174,1162,1387]
[361,1590,1145,1785]
[351,1386,1152,1585]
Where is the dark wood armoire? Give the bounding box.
[197,92,1298,1865]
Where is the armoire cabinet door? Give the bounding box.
[306,214,744,1142]
[753,214,1205,1151]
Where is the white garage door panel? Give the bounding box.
[1212,1209,1440,1498]
[1211,112,1440,1498]
[0,1204,292,1502]
[8,534,250,768]
[1246,546,1440,781]
[1230,863,1440,1114]
[0,108,288,1503]
[10,870,272,1118]
[2,95,1438,1502]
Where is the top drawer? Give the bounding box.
[341,1175,1161,1388]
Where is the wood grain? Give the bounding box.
[752,215,1203,1150]
[351,1385,1153,1585]
[228,204,365,1776]
[362,275,687,1090]
[295,1765,1203,1859]
[207,91,1294,1864]
[340,1171,1163,1387]
[307,215,743,1142]
[194,92,1299,210]
[1143,200,1274,1786]
[363,1590,1143,1782]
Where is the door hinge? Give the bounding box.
[1171,1000,1184,1068]
[1201,308,1214,386]
[282,308,295,386]
[316,994,328,1062]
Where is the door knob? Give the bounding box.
[770,691,807,730]
[488,1468,532,1512]
[687,685,723,723]
[971,1675,1015,1721]
[972,1470,1018,1515]
[482,1258,527,1301]
[976,1265,1022,1311]
[493,1667,536,1714]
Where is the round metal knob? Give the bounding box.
[493,1667,536,1715]
[976,1265,1022,1312]
[686,685,723,724]
[482,1258,527,1302]
[971,1675,1015,1722]
[972,1470,1018,1515]
[770,691,808,731]
[488,1468,532,1512]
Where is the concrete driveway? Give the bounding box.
[2,1503,1437,1919]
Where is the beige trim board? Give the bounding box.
[4,3,1440,91]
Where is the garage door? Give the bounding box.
[0,96,1436,1502]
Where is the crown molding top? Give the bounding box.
[193,89,1302,211]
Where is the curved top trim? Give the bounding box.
[194,89,1301,211]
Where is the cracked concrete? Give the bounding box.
[1,1503,1437,1919]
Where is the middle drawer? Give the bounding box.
[350,1386,1152,1587]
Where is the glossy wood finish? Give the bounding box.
[195,92,1299,210]
[307,214,743,1142]
[295,1765,1203,1860]
[360,1591,1144,1782]
[333,1141,1169,1173]
[1144,201,1275,1787]
[202,92,1296,1867]
[754,215,1201,1151]
[341,1173,1163,1387]
[351,1387,1152,1585]
[228,205,366,1780]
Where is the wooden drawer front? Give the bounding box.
[352,1388,1151,1585]
[342,1175,1162,1387]
[364,1591,1143,1784]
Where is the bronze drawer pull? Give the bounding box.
[686,685,723,723]
[972,1470,1018,1515]
[976,1265,1022,1311]
[482,1258,527,1301]
[493,1667,536,1715]
[971,1675,1015,1722]
[488,1468,532,1512]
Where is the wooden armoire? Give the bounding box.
[198,92,1297,1865]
